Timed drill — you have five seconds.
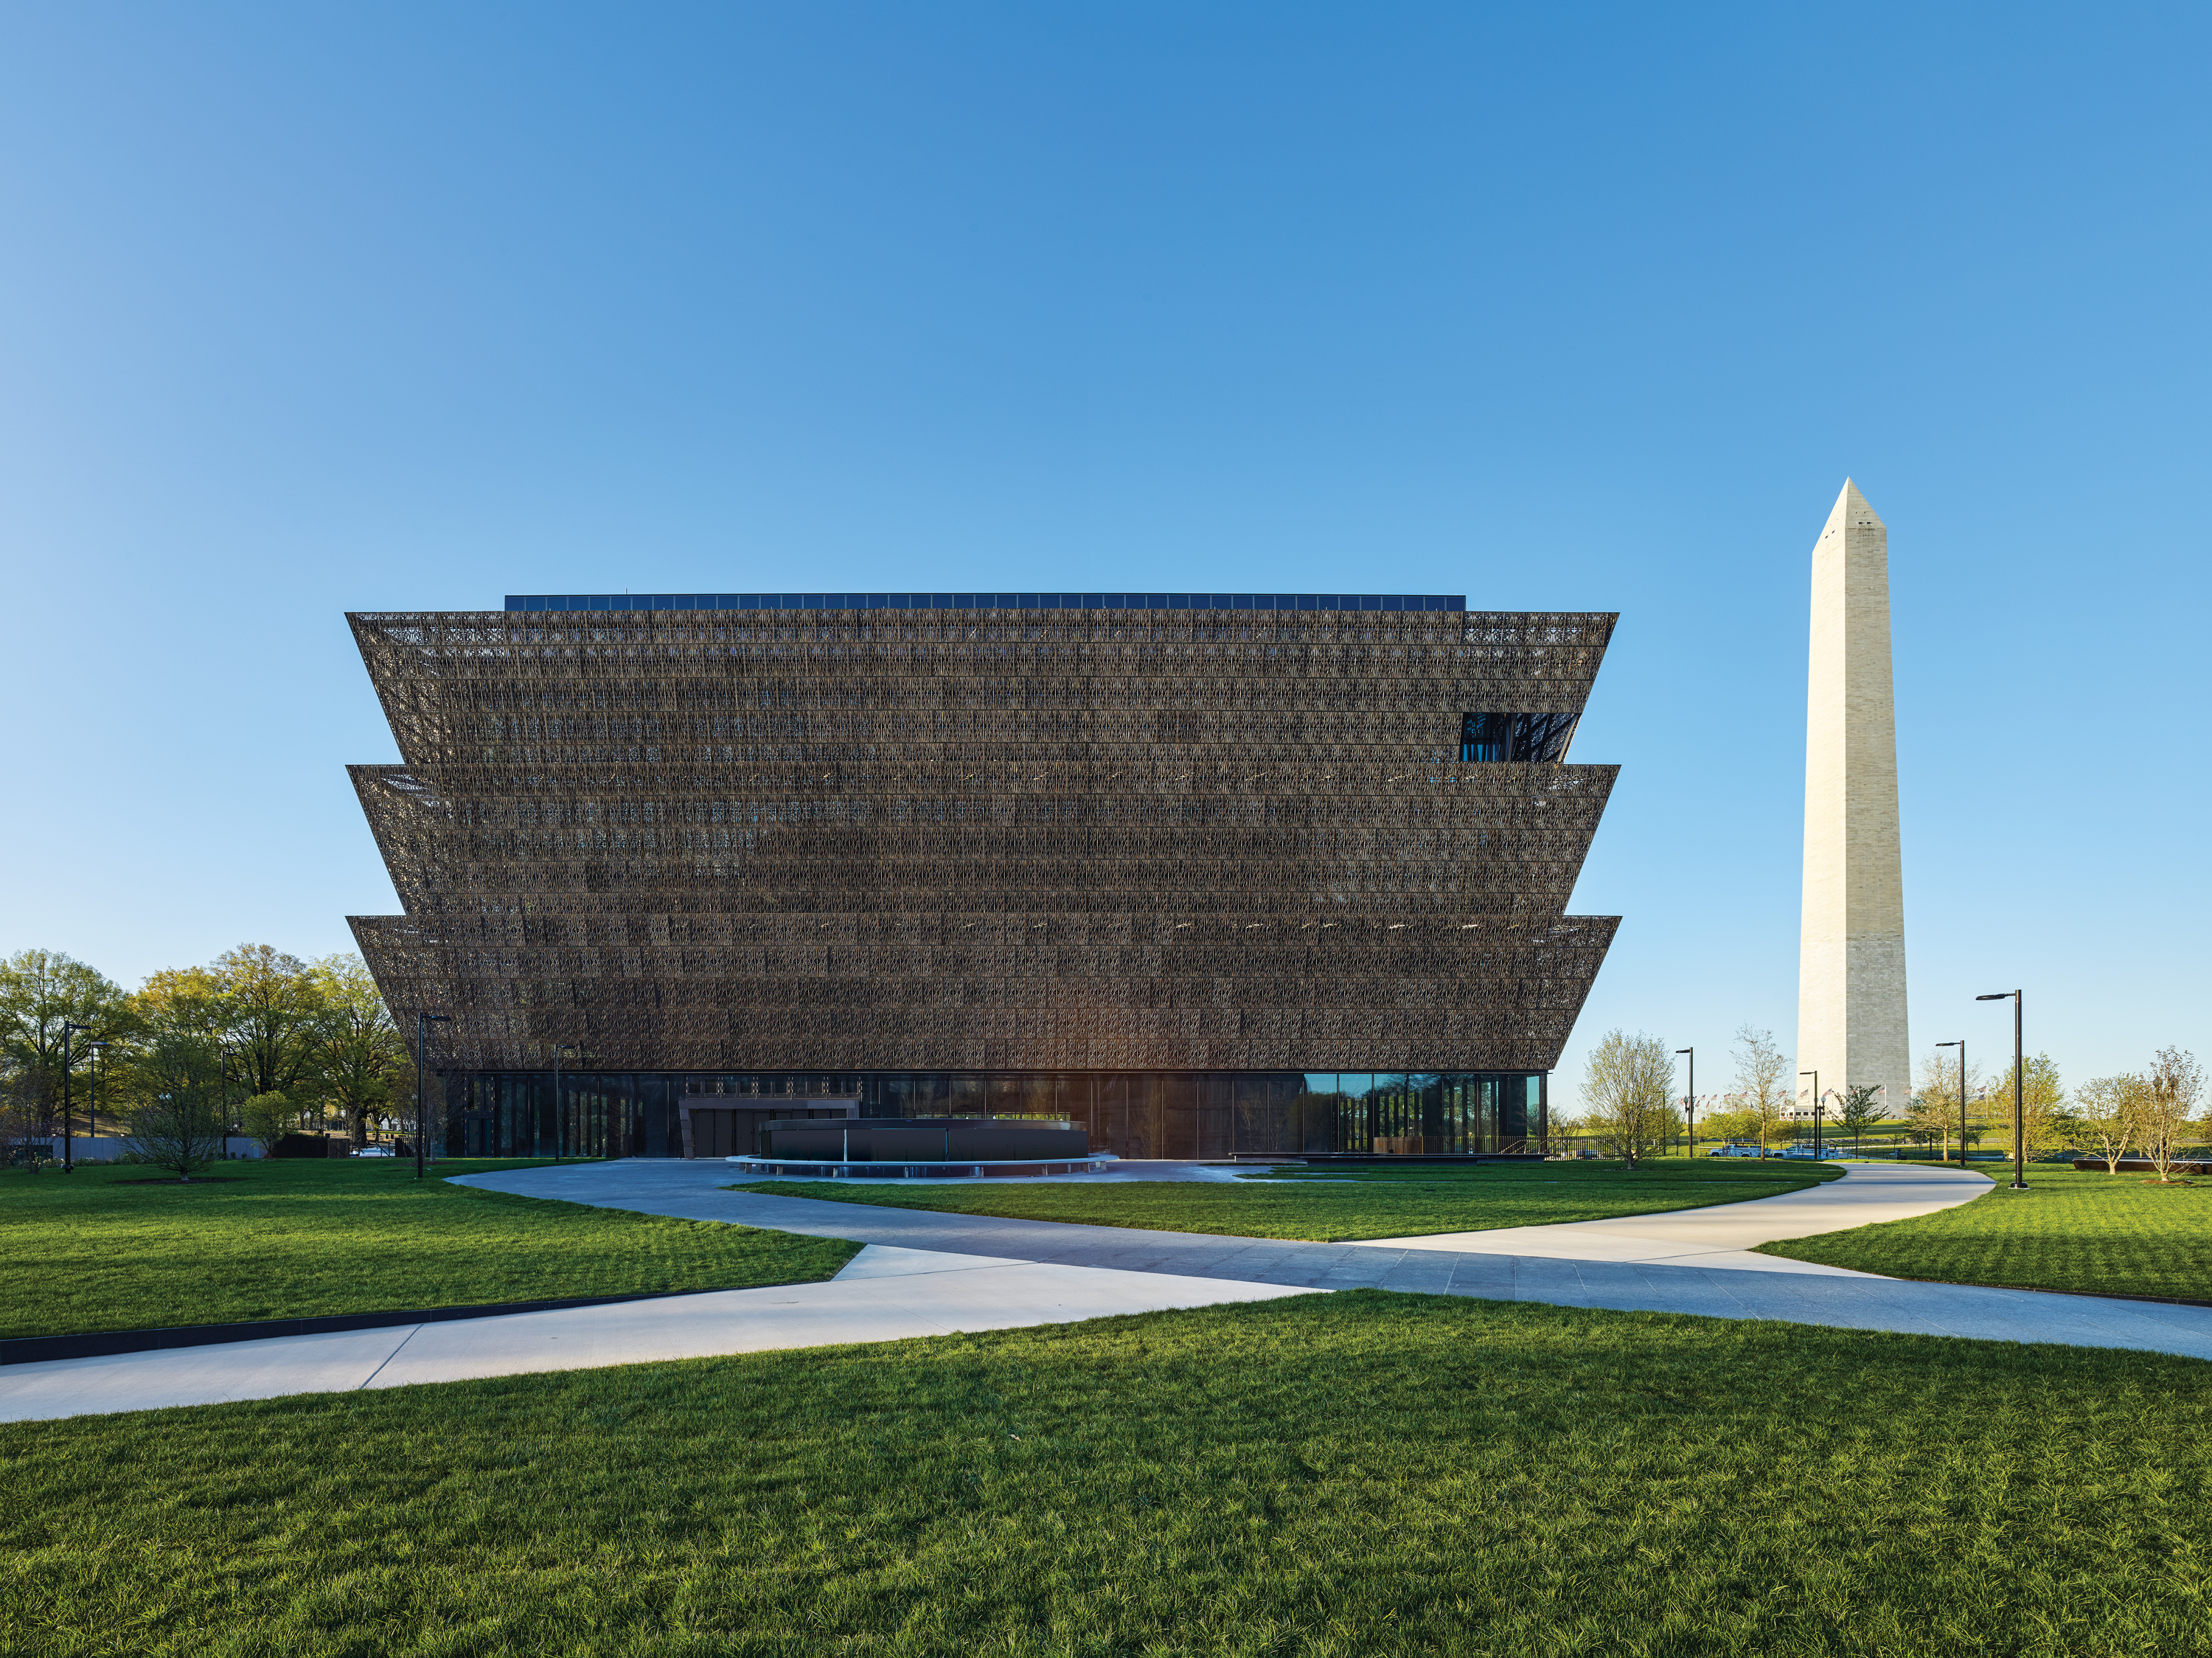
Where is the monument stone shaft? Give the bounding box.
[1798,479,1910,1114]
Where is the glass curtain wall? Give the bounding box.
[1304,1073,1545,1154]
[444,1070,1545,1159]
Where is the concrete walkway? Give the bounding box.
[443,1159,2212,1362]
[0,1244,1315,1423]
[1343,1160,1993,1270]
[452,1154,1983,1280]
[7,1158,2210,1423]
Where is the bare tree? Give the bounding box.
[126,1095,228,1179]
[2141,1047,2205,1184]
[1900,1102,1942,1155]
[1731,1027,1790,1154]
[1913,1046,2008,1162]
[1580,1030,1678,1168]
[2073,1075,2145,1175]
[0,1069,49,1168]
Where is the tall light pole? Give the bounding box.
[1935,1041,1964,1165]
[1676,1048,1694,1159]
[86,1040,106,1160]
[1976,991,2025,1190]
[1799,1070,1820,1160]
[414,1011,453,1180]
[60,1021,94,1173]
[550,1042,580,1163]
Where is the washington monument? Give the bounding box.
[1798,479,1910,1115]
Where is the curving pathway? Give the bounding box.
[4,1159,2208,1423]
[1342,1160,1992,1269]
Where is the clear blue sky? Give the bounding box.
[4,3,2204,1106]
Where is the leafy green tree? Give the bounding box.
[0,948,136,1142]
[128,966,237,1130]
[1833,1083,1888,1147]
[240,1091,298,1153]
[212,945,326,1099]
[306,954,406,1147]
[1984,1053,2072,1158]
[122,1029,227,1179]
[1703,1106,1764,1147]
[131,966,234,1044]
[1579,1030,1678,1168]
[129,946,330,1134]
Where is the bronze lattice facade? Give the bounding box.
[347,594,1619,1159]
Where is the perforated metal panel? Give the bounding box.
[347,603,1619,1077]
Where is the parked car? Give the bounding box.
[354,1145,396,1157]
[1707,1143,1767,1158]
[1772,1145,1831,1160]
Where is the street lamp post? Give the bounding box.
[1676,1048,1695,1159]
[1976,991,2025,1190]
[60,1021,94,1173]
[414,1012,453,1181]
[86,1040,105,1161]
[1799,1070,1820,1162]
[1935,1041,1964,1165]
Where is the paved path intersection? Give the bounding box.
[4,1159,2208,1422]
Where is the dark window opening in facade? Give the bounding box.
[1461,711,1581,764]
[1461,712,1512,763]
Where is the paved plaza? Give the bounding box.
[4,1160,2208,1423]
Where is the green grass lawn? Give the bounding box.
[6,1291,2211,1656]
[735,1157,1841,1242]
[1759,1162,2212,1301]
[0,1159,858,1341]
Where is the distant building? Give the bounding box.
[349,592,1620,1159]
[1797,485,1911,1120]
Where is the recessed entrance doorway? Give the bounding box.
[678,1096,859,1159]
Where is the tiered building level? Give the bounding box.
[348,592,1619,1159]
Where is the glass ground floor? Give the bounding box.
[443,1069,1549,1163]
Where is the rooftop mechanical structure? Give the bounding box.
[347,592,1620,1160]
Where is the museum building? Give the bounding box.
[346,592,1619,1160]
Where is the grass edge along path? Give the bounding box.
[1757,1161,2212,1303]
[733,1158,1845,1243]
[6,1291,2212,1656]
[0,1159,859,1342]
